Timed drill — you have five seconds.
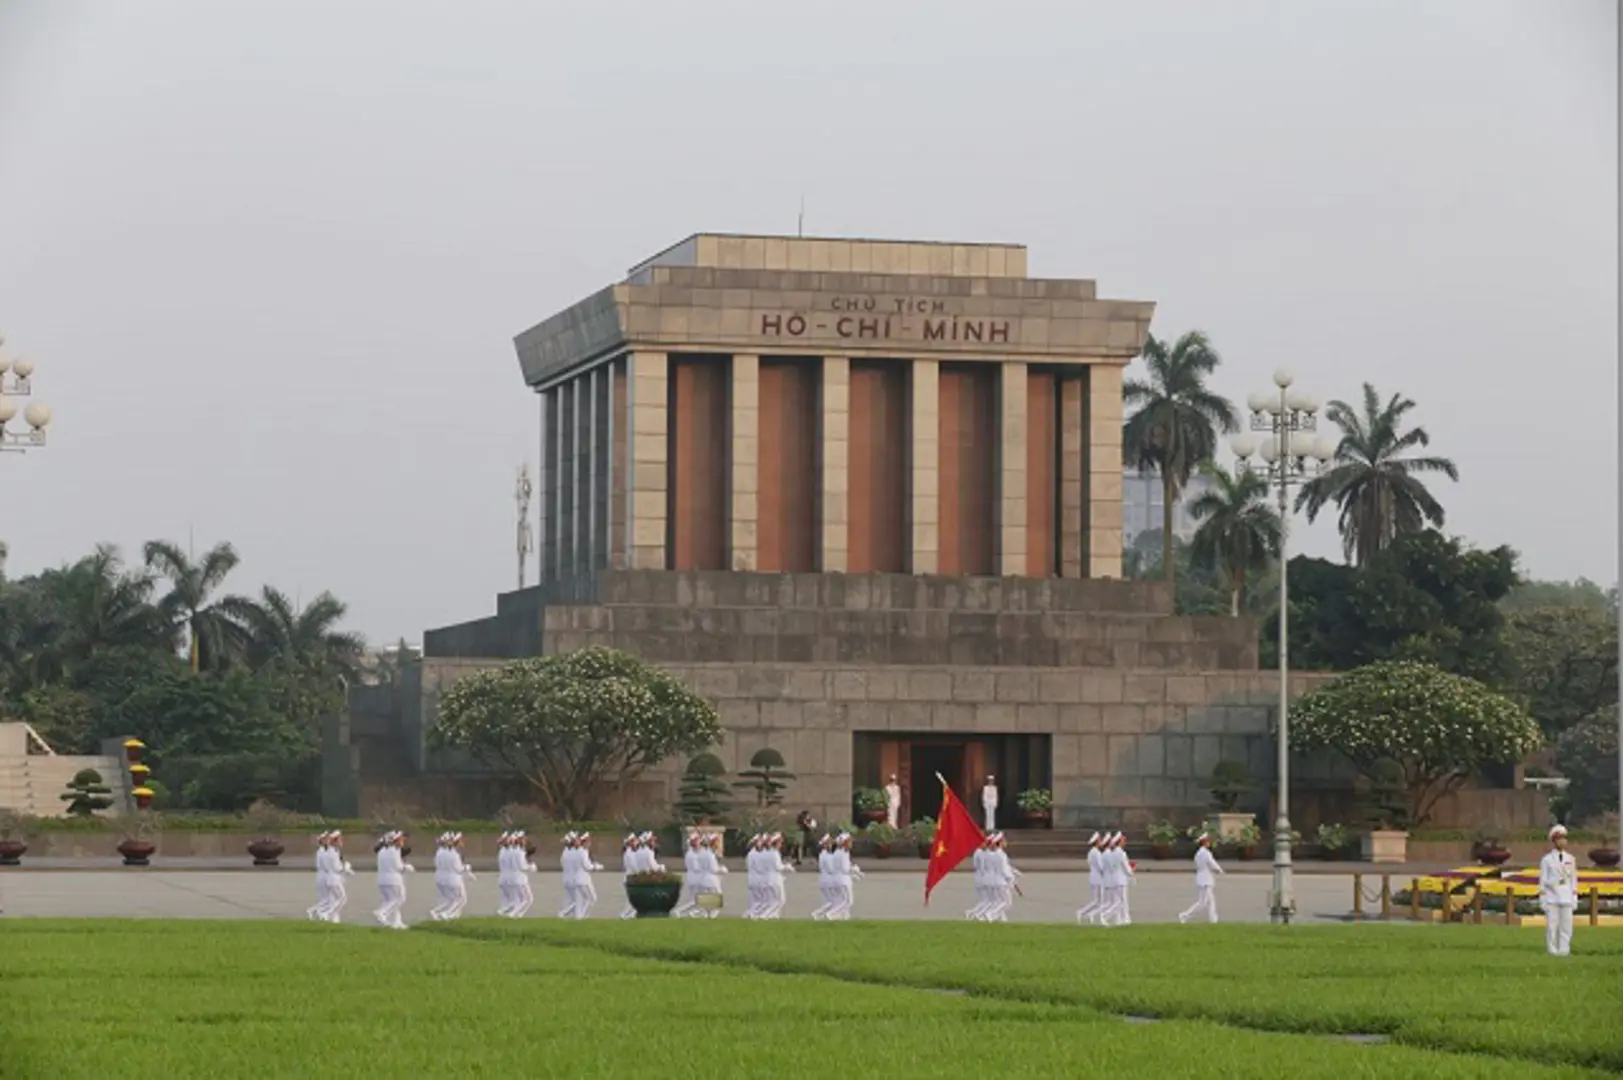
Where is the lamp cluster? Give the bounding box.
[0,331,54,453]
[1229,369,1333,484]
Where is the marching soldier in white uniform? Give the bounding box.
[495,832,517,916]
[308,831,334,921]
[1179,832,1225,923]
[967,836,993,921]
[764,833,794,918]
[811,834,838,919]
[675,833,706,917]
[984,833,1019,922]
[509,831,537,917]
[829,832,863,919]
[373,831,413,930]
[619,833,645,919]
[743,834,768,918]
[1539,824,1579,956]
[1098,832,1126,927]
[320,830,354,922]
[1076,832,1105,924]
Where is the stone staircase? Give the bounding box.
[0,723,126,817]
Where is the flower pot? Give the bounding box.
[872,842,893,859]
[1589,848,1621,869]
[1236,845,1257,861]
[0,840,26,866]
[1151,843,1174,860]
[1474,847,1511,868]
[117,839,156,867]
[124,740,146,765]
[247,839,285,867]
[1361,830,1408,864]
[624,880,682,918]
[916,843,932,859]
[855,809,886,826]
[1213,813,1254,844]
[1318,846,1350,862]
[1018,810,1052,830]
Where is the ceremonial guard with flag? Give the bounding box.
[924,774,986,910]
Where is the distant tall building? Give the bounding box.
[1122,466,1210,551]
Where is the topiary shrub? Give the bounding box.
[675,752,732,824]
[733,747,795,808]
[61,769,113,816]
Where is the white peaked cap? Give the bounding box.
[1197,833,1212,845]
[1088,832,1101,844]
[1549,824,1568,839]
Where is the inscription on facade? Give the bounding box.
[760,311,1011,344]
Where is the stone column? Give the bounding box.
[908,358,940,574]
[1059,375,1085,577]
[628,351,669,570]
[820,357,850,572]
[998,361,1028,576]
[1087,363,1125,578]
[729,354,760,571]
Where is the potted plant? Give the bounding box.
[910,817,938,858]
[1359,761,1411,864]
[1208,760,1257,842]
[114,811,161,866]
[244,799,293,866]
[852,787,888,826]
[624,869,683,917]
[1231,821,1262,860]
[1315,822,1353,861]
[1015,788,1053,829]
[864,821,896,858]
[60,768,114,817]
[1147,820,1180,859]
[0,809,39,866]
[1470,830,1512,867]
[1590,818,1616,870]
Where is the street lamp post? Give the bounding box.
[0,333,54,455]
[1229,369,1335,925]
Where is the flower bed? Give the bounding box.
[1393,866,1623,917]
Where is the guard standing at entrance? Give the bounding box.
[980,775,998,832]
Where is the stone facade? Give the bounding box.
[325,234,1341,829]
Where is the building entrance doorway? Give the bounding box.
[853,732,1050,830]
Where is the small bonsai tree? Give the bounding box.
[676,753,732,824]
[852,787,888,816]
[61,768,114,816]
[1208,760,1256,812]
[733,747,795,808]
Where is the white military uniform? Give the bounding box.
[374,835,411,930]
[1538,829,1579,957]
[812,839,838,919]
[308,835,333,921]
[968,842,991,920]
[743,838,768,919]
[829,835,863,919]
[1098,833,1127,926]
[1179,837,1224,923]
[508,833,536,917]
[981,780,999,833]
[317,832,353,922]
[984,836,1018,922]
[619,837,645,920]
[1076,833,1105,924]
[885,781,903,829]
[764,836,793,918]
[675,840,705,917]
[691,838,726,917]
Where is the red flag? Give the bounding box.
[924,776,985,904]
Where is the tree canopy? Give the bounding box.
[1289,660,1542,827]
[432,646,723,821]
[0,539,363,811]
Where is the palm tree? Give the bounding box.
[1187,464,1282,615]
[1122,331,1239,587]
[143,539,244,671]
[1294,383,1459,566]
[222,586,363,676]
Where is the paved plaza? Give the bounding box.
[0,867,1364,924]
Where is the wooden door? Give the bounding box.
[964,739,988,825]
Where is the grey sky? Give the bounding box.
[0,0,1615,644]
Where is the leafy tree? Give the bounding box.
[733,747,796,808]
[1553,707,1619,827]
[1186,463,1282,616]
[143,539,245,672]
[1288,660,1542,827]
[431,646,724,820]
[1295,383,1459,567]
[60,768,114,816]
[1504,606,1618,737]
[1269,530,1517,682]
[1123,530,1251,617]
[114,669,294,760]
[675,752,732,823]
[1122,331,1238,589]
[1501,577,1618,614]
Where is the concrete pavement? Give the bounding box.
[0,867,1369,923]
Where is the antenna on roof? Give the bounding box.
[797,193,805,237]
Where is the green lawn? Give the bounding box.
[3,921,1616,1080]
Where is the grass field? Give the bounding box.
[5,921,1619,1079]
